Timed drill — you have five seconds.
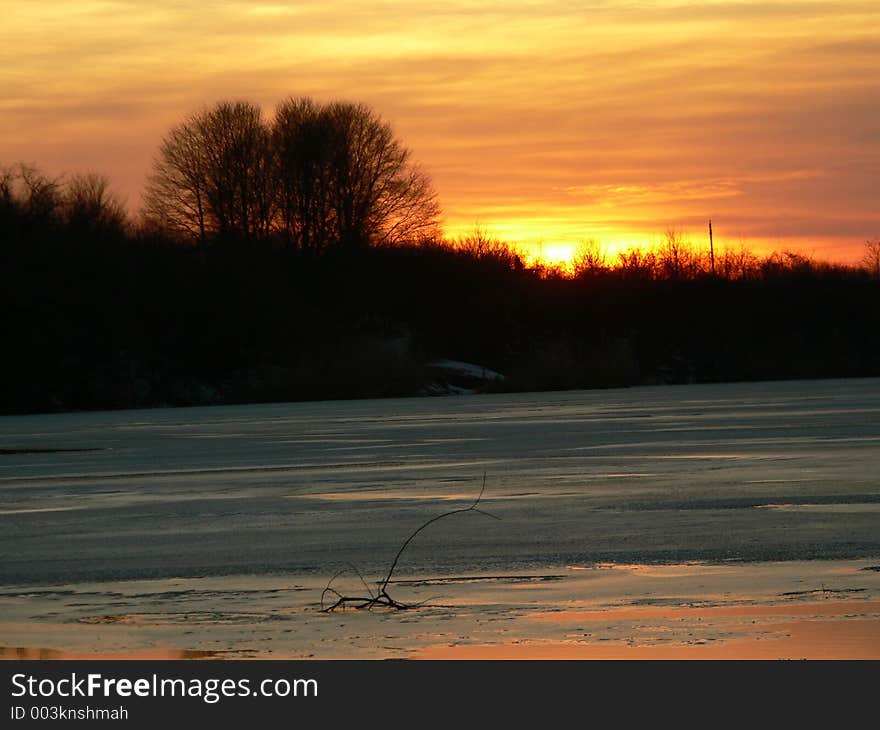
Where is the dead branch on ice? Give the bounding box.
[320,473,499,611]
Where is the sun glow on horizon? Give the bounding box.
[442,218,852,271]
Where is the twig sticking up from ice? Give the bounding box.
[320,473,499,612]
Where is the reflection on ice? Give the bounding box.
[756,503,880,513]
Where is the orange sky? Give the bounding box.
[2,1,878,264]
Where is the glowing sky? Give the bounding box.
[2,1,878,262]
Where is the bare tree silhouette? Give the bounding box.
[64,173,126,239]
[272,97,335,253]
[146,97,440,250]
[657,226,708,279]
[273,98,440,251]
[862,238,880,279]
[717,242,760,280]
[19,164,63,225]
[617,245,656,279]
[144,101,273,243]
[454,223,522,268]
[572,239,608,277]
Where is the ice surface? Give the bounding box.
[1,378,879,586]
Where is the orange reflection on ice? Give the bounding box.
[528,599,880,622]
[418,599,880,660]
[418,620,880,660]
[0,646,223,660]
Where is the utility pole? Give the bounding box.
[709,219,715,275]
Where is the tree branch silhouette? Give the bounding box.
[320,473,499,612]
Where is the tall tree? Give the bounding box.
[862,238,880,279]
[144,117,209,241]
[272,97,335,253]
[144,101,273,243]
[322,101,440,249]
[272,98,440,251]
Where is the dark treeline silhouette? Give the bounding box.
[3,100,880,414]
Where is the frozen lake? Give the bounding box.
[2,378,879,587]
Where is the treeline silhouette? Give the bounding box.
[2,154,879,414]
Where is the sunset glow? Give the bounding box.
[3,1,878,262]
